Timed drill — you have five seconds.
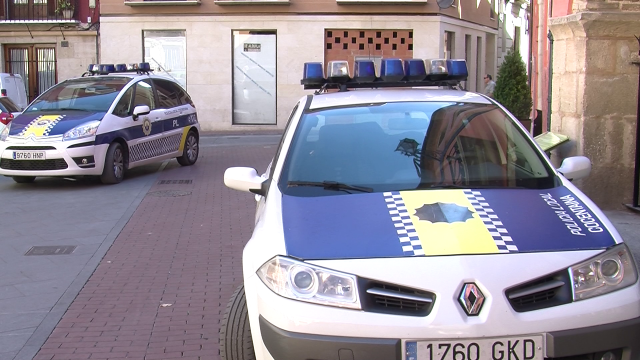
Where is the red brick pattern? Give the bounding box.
[34,144,277,360]
[324,29,414,72]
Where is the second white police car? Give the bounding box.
[221,58,640,360]
[0,63,200,184]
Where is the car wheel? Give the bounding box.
[219,284,255,360]
[100,142,125,184]
[177,130,199,166]
[12,176,35,183]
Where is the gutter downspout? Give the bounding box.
[527,2,534,133]
[631,35,640,209]
[547,29,553,132]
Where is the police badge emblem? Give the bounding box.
[142,118,152,136]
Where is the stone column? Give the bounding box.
[548,10,640,209]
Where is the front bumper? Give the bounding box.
[0,137,106,177]
[260,315,640,360]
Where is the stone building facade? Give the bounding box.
[97,0,501,133]
[547,0,640,209]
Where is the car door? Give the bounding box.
[119,79,167,165]
[152,78,193,158]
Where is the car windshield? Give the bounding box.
[23,77,131,113]
[279,101,557,196]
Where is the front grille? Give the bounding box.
[359,279,435,317]
[505,270,572,312]
[545,348,623,360]
[0,159,68,171]
[6,146,56,150]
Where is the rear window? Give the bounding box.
[24,77,131,113]
[0,97,20,113]
[279,101,556,196]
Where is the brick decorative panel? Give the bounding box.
[324,29,414,75]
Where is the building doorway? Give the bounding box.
[4,45,57,103]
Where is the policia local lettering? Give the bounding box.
[540,193,603,236]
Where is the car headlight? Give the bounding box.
[257,256,361,309]
[570,243,638,301]
[63,120,100,141]
[0,123,9,141]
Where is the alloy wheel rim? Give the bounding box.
[113,148,124,179]
[186,136,198,161]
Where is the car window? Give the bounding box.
[24,77,131,113]
[268,101,301,182]
[279,102,555,196]
[112,87,133,118]
[175,85,193,106]
[132,80,155,109]
[0,97,20,112]
[153,79,180,109]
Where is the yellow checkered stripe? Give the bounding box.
[385,189,515,256]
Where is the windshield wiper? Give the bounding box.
[288,181,373,193]
[58,108,91,111]
[426,184,525,189]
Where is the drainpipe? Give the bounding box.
[631,35,640,209]
[547,30,553,132]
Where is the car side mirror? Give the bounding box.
[557,156,591,181]
[132,105,150,121]
[224,167,267,196]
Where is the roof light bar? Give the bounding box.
[426,59,448,80]
[353,60,376,82]
[302,62,324,84]
[327,60,350,83]
[300,58,468,91]
[446,59,469,81]
[403,59,427,82]
[84,62,153,76]
[380,59,404,82]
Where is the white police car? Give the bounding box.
[221,59,640,360]
[0,63,200,184]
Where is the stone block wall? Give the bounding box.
[572,0,640,12]
[549,12,640,209]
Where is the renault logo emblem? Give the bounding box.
[458,283,485,316]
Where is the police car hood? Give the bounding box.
[9,111,105,137]
[281,186,617,260]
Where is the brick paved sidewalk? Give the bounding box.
[34,143,277,360]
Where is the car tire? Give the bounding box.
[219,284,255,360]
[12,176,35,183]
[177,130,199,166]
[100,142,125,184]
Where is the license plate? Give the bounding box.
[407,335,543,360]
[13,151,46,160]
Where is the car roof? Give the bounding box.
[68,72,175,82]
[308,89,492,110]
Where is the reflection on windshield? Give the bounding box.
[279,102,556,196]
[24,78,131,113]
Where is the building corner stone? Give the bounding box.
[548,10,640,209]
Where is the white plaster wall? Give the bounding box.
[440,17,498,93]
[101,15,498,132]
[498,1,530,71]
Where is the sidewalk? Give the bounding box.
[33,141,279,360]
